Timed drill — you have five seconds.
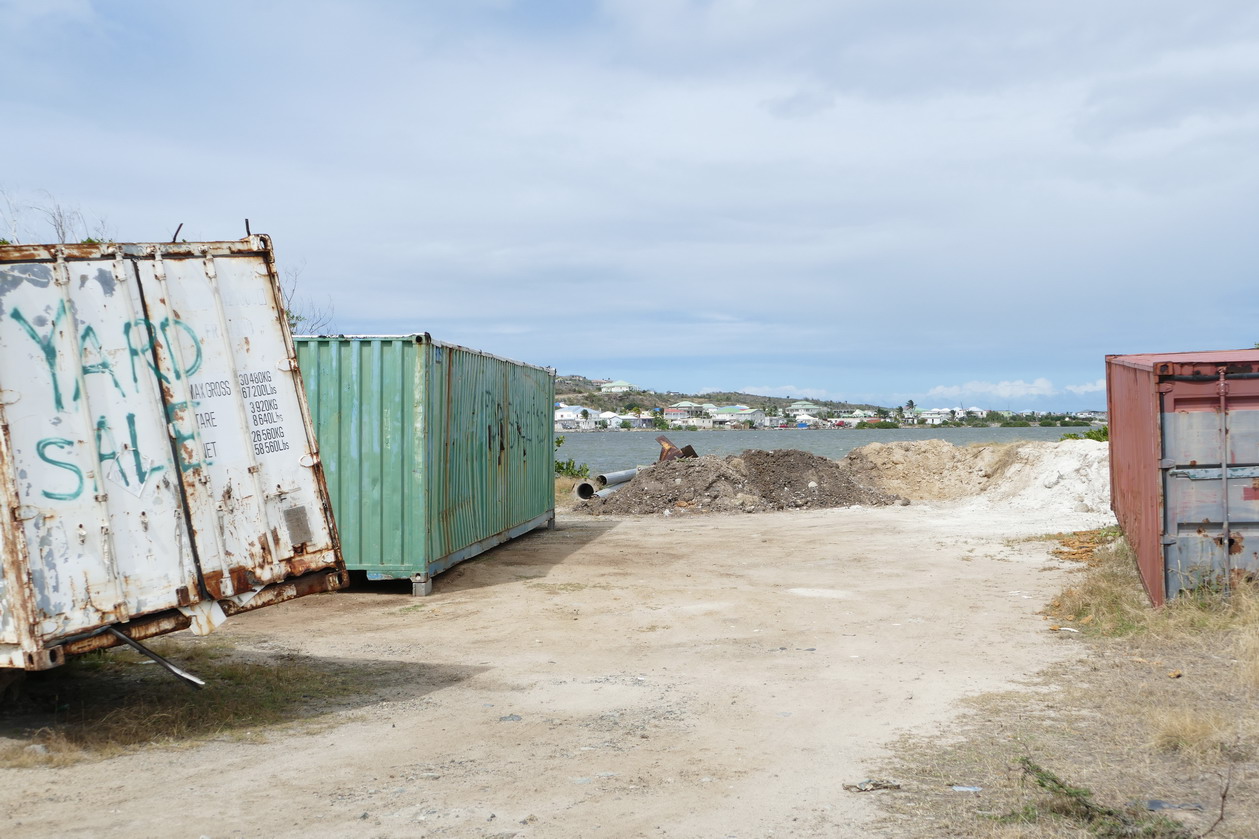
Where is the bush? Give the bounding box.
[553,436,589,478]
[1061,425,1108,443]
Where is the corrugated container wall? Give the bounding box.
[1107,350,1259,605]
[295,335,554,594]
[0,238,346,671]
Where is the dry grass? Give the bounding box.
[1044,533,1259,640]
[555,475,582,510]
[1149,709,1239,761]
[0,635,393,768]
[1236,626,1259,692]
[874,528,1259,839]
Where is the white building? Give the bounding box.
[554,404,597,431]
[918,409,952,425]
[600,380,635,393]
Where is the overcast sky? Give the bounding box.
[3,0,1257,410]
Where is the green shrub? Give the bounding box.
[1061,425,1108,443]
[553,436,589,478]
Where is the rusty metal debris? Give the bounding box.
[656,435,698,463]
[105,627,205,689]
[843,779,902,792]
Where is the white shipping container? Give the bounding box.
[0,237,345,671]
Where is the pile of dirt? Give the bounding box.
[578,449,904,516]
[844,439,1111,515]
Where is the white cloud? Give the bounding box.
[928,378,1058,400]
[734,385,840,401]
[1065,378,1107,395]
[3,2,1257,409]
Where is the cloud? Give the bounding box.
[732,385,841,401]
[1064,378,1107,395]
[3,2,1258,409]
[928,378,1058,400]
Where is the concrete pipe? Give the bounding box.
[595,468,638,488]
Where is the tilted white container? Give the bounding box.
[0,237,345,670]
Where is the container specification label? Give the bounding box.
[190,377,234,464]
[240,370,291,456]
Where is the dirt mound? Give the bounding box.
[580,450,903,516]
[844,439,1111,515]
[842,439,1017,500]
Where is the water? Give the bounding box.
[555,425,1092,476]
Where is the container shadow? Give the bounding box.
[0,647,486,763]
[342,516,622,597]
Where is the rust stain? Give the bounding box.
[1212,531,1245,555]
[284,549,337,577]
[61,611,193,656]
[1229,567,1257,587]
[0,244,57,261]
[201,569,225,599]
[229,565,255,593]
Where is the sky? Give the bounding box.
[2,0,1258,411]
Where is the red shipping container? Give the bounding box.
[1107,350,1259,605]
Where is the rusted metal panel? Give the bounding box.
[1107,350,1259,605]
[295,335,554,589]
[0,237,345,670]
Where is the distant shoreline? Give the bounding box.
[556,422,1105,433]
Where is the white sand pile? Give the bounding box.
[844,439,1112,517]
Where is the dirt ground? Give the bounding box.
[0,488,1112,838]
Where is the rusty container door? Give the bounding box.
[295,335,554,594]
[0,238,344,671]
[1107,350,1259,605]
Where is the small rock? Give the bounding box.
[23,744,48,756]
[499,714,522,722]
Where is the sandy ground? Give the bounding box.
[0,498,1113,839]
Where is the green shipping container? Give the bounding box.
[295,335,555,594]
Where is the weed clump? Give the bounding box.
[1016,757,1195,839]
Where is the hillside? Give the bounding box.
[555,375,882,415]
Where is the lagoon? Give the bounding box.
[555,425,1093,476]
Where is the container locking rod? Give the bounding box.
[1218,367,1232,597]
[106,627,206,689]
